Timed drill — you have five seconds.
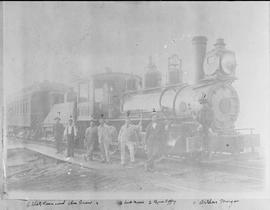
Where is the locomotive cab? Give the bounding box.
[77,71,142,121]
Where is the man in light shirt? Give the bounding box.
[118,112,142,166]
[64,118,77,158]
[98,116,112,163]
[84,117,98,161]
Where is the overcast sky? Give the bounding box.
[3,2,269,141]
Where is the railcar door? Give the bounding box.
[31,91,50,137]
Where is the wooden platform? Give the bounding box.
[7,139,144,171]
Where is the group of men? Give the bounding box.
[53,112,169,171]
[84,116,117,163]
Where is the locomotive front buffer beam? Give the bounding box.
[167,125,260,157]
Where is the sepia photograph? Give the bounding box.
[2,1,270,201]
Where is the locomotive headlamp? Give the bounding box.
[203,38,236,78]
[203,54,219,76]
[221,52,236,75]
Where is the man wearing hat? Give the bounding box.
[197,93,215,157]
[64,117,77,158]
[144,112,166,171]
[98,114,112,163]
[53,116,64,154]
[118,111,142,166]
[84,117,98,161]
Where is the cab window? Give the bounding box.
[79,83,88,103]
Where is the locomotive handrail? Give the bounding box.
[235,128,255,130]
[235,128,255,134]
[159,85,180,111]
[123,82,184,96]
[123,86,162,95]
[192,80,218,89]
[172,84,189,116]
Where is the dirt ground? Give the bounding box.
[6,148,265,194]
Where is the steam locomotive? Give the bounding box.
[7,36,260,155]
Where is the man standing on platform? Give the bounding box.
[53,116,64,154]
[98,115,112,163]
[64,117,77,159]
[118,111,142,166]
[144,112,165,172]
[84,117,98,161]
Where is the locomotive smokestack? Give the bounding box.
[192,36,207,83]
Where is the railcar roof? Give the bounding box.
[6,81,72,102]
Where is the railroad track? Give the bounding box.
[162,156,265,181]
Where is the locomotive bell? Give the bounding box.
[167,54,182,85]
[203,38,237,78]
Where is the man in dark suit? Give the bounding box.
[64,118,77,159]
[144,112,166,172]
[196,94,215,158]
[53,117,64,154]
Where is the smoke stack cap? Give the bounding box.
[192,36,207,45]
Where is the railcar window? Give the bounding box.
[52,94,64,104]
[16,102,20,115]
[94,88,103,103]
[20,101,23,115]
[8,106,12,114]
[16,102,19,115]
[23,100,28,114]
[23,102,25,114]
[10,103,14,114]
[26,102,28,113]
[13,103,15,115]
